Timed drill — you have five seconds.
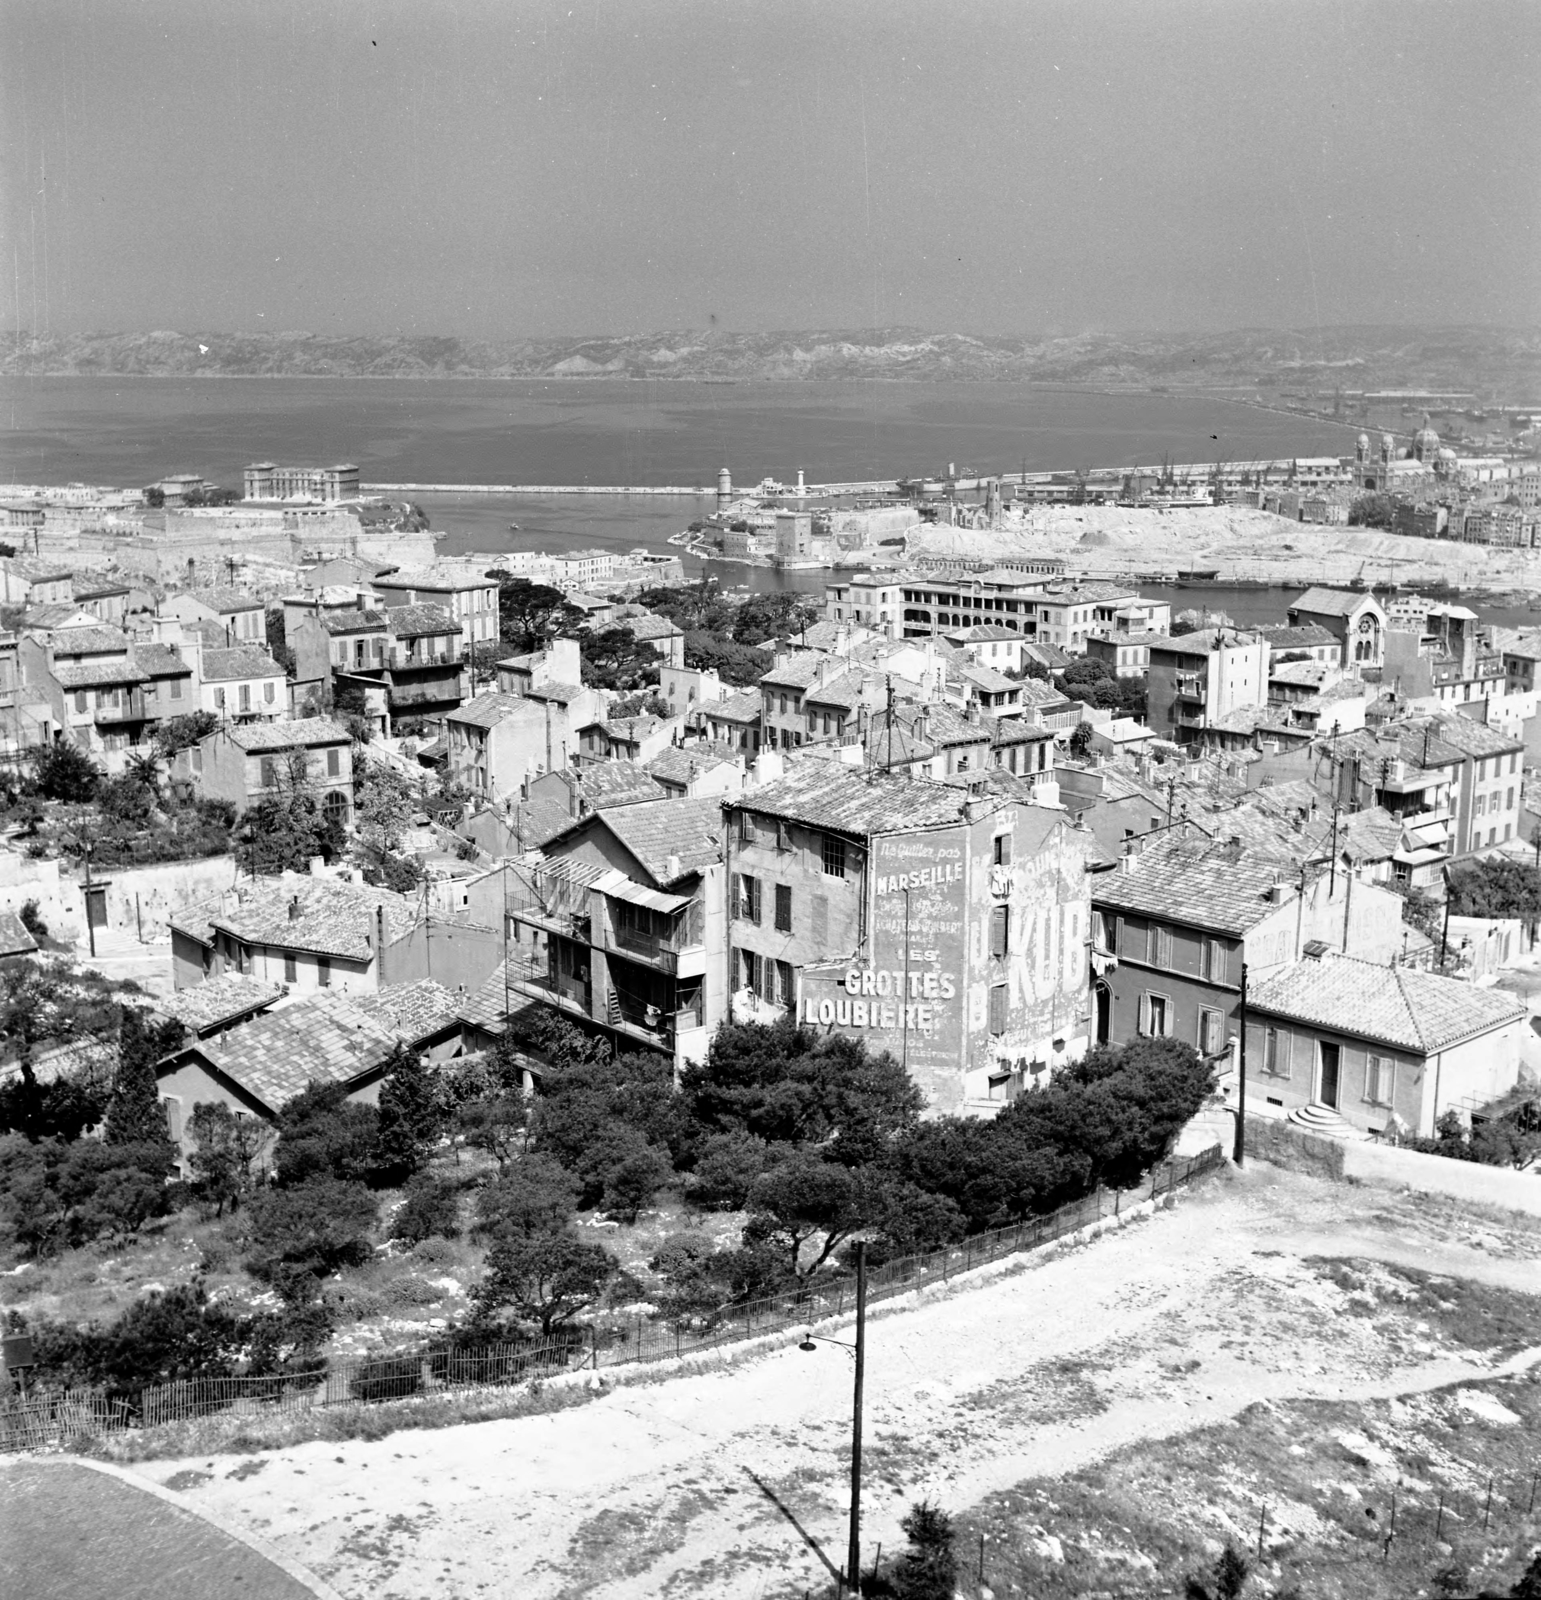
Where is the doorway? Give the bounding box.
[1318,1042,1341,1109]
[1094,982,1112,1045]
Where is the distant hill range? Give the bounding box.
[4,325,1539,394]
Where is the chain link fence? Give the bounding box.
[1,1145,1222,1454]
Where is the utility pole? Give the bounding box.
[1233,962,1248,1166]
[847,1241,867,1597]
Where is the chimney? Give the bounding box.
[665,853,681,881]
[287,894,302,922]
[1119,844,1139,874]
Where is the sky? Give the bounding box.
[2,0,1538,341]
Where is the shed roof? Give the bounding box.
[225,716,350,752]
[386,602,461,638]
[581,793,725,884]
[732,760,971,836]
[201,645,284,682]
[1091,832,1300,935]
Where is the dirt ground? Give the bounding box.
[130,1164,1541,1600]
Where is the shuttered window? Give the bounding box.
[1263,1026,1290,1078]
[734,874,762,924]
[990,905,1009,958]
[1198,1008,1225,1054]
[988,983,1008,1035]
[1202,938,1227,984]
[993,832,1012,866]
[774,883,793,933]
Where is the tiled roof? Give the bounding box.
[50,624,131,656]
[788,619,862,650]
[645,744,738,784]
[201,645,284,682]
[226,716,349,751]
[73,582,132,601]
[373,563,497,593]
[1148,627,1258,658]
[1091,832,1300,935]
[21,603,94,629]
[1289,586,1377,618]
[317,609,387,635]
[189,587,263,614]
[157,974,282,1035]
[575,761,669,807]
[943,623,1020,642]
[1333,723,1465,773]
[956,663,1018,693]
[348,979,465,1041]
[733,760,971,837]
[0,909,38,959]
[458,960,511,1034]
[448,692,531,730]
[186,618,233,646]
[1412,712,1522,760]
[173,875,419,961]
[805,669,877,712]
[760,654,834,691]
[53,659,148,688]
[621,612,681,641]
[1269,660,1336,687]
[386,602,461,637]
[584,793,725,883]
[1248,953,1525,1054]
[134,643,193,678]
[1340,807,1405,862]
[523,680,586,705]
[1258,623,1339,649]
[186,995,397,1113]
[708,691,763,723]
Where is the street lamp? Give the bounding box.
[796,1240,867,1596]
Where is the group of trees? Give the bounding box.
[1447,856,1541,925]
[1058,657,1147,721]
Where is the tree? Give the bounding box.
[580,626,662,692]
[475,1152,581,1240]
[1447,856,1541,923]
[1348,492,1397,530]
[601,1138,673,1223]
[103,1007,183,1149]
[29,740,99,802]
[888,1500,958,1600]
[682,632,773,688]
[1394,884,1444,946]
[730,592,820,646]
[455,1092,529,1169]
[245,1176,379,1287]
[354,761,418,854]
[244,783,347,875]
[473,1230,617,1337]
[1185,1542,1249,1600]
[272,1081,381,1187]
[391,1173,462,1244]
[682,1017,922,1149]
[372,1042,443,1186]
[0,960,122,1141]
[187,1102,271,1216]
[684,1131,774,1210]
[742,1150,880,1283]
[648,1232,783,1328]
[1510,1550,1541,1600]
[1067,722,1095,760]
[496,580,588,651]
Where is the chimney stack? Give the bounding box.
[288,894,302,922]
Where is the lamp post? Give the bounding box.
[798,1239,868,1595]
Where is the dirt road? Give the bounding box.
[132,1166,1541,1600]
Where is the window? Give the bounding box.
[1198,1008,1225,1054]
[988,982,1008,1035]
[239,684,251,712]
[738,810,755,844]
[327,748,341,777]
[162,1096,182,1143]
[259,757,277,788]
[1263,1026,1290,1078]
[992,831,1012,867]
[265,680,275,704]
[774,883,793,932]
[1475,793,1486,817]
[170,678,183,700]
[1508,787,1515,809]
[1364,1054,1394,1106]
[214,688,226,710]
[317,956,331,988]
[779,694,787,714]
[284,952,297,983]
[1140,993,1171,1037]
[74,690,87,714]
[735,873,762,924]
[821,834,847,878]
[776,820,792,853]
[1201,938,1227,984]
[775,959,796,1007]
[1147,924,1172,969]
[990,904,1010,958]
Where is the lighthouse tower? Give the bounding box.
[717,466,732,511]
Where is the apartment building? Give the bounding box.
[503,794,727,1072]
[181,716,354,820]
[1145,629,1268,746]
[370,563,502,648]
[200,645,288,723]
[160,588,268,645]
[722,761,1097,1112]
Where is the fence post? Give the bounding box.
[1435,1491,1445,1542]
[1483,1477,1493,1530]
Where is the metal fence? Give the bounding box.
[0,1145,1222,1454]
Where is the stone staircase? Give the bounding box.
[1286,1102,1372,1142]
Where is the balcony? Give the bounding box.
[505,867,595,943]
[94,691,146,724]
[604,887,706,977]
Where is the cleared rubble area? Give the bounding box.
[911,504,1541,595]
[124,1163,1541,1600]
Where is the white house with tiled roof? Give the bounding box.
[180,715,354,820]
[1245,949,1526,1138]
[371,562,501,647]
[198,643,287,722]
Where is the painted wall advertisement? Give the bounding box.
[800,822,973,1097]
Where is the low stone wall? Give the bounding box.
[1246,1112,1541,1216]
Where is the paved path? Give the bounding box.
[0,1457,339,1600]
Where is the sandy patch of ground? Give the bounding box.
[127,1165,1541,1600]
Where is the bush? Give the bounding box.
[391,1174,462,1245]
[349,1353,424,1403]
[684,1131,773,1210]
[600,1139,672,1223]
[245,1177,379,1286]
[410,1236,458,1264]
[18,900,46,941]
[273,1082,380,1187]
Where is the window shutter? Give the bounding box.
[991,905,1009,958]
[1138,994,1151,1036]
[989,983,1008,1035]
[810,894,828,946]
[775,883,793,933]
[995,832,1012,865]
